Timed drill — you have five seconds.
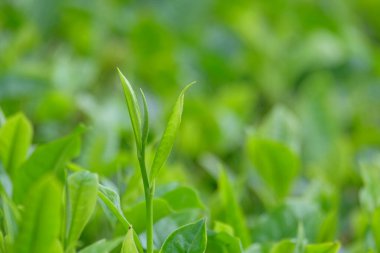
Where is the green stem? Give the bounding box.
[138,148,154,253]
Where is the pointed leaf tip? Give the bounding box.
[118,69,142,152]
[149,83,193,181]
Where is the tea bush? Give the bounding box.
[1,0,380,252]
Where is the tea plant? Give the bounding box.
[117,69,205,253]
[0,70,353,253]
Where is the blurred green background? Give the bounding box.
[1,0,380,252]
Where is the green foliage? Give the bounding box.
[2,1,380,250]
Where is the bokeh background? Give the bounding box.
[1,0,380,252]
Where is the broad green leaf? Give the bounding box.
[98,184,131,229]
[66,171,99,252]
[118,69,142,151]
[121,228,139,253]
[13,126,83,202]
[150,83,194,181]
[0,113,32,178]
[14,175,62,253]
[78,237,124,253]
[305,242,340,253]
[247,137,299,203]
[160,219,207,253]
[217,169,250,247]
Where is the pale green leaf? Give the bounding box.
[98,184,131,230]
[247,137,299,203]
[14,175,62,253]
[118,69,142,151]
[150,83,194,181]
[121,228,139,253]
[160,219,207,253]
[217,170,250,247]
[0,113,32,178]
[13,126,83,203]
[66,171,99,251]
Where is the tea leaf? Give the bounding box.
[121,228,139,253]
[118,69,142,151]
[98,184,131,229]
[217,170,250,247]
[0,113,32,178]
[13,126,83,202]
[247,137,299,203]
[160,219,207,253]
[14,175,62,253]
[150,83,194,181]
[66,170,99,252]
